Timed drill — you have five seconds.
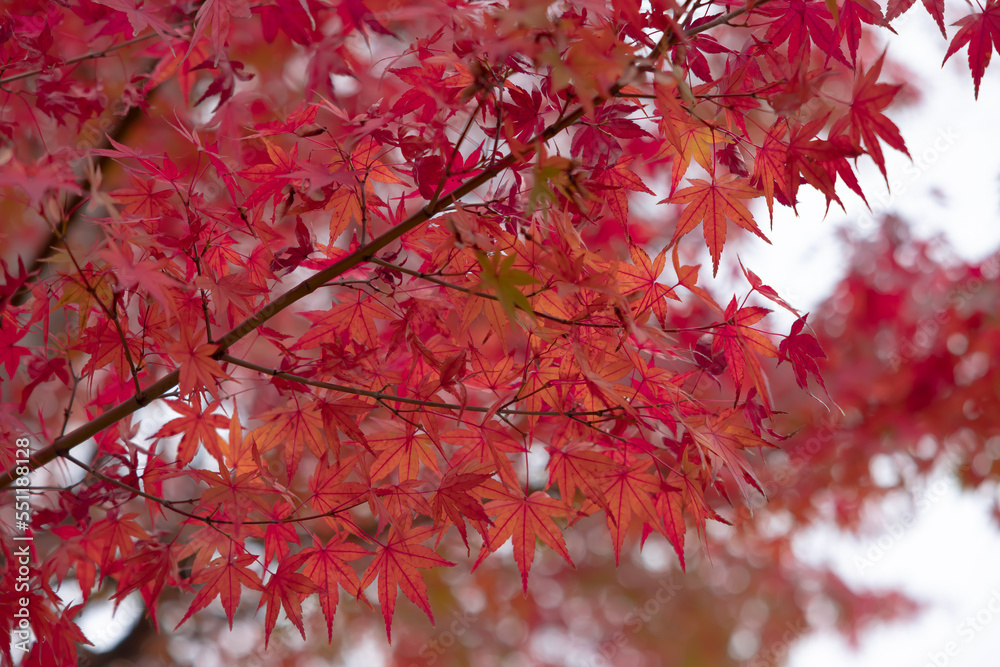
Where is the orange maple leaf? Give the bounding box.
[168,329,230,400]
[474,487,574,593]
[664,175,769,276]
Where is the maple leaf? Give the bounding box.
[92,0,177,43]
[0,257,36,317]
[739,259,800,317]
[195,465,280,527]
[687,412,769,506]
[360,526,455,643]
[253,401,326,478]
[474,488,575,593]
[592,156,655,224]
[714,296,780,403]
[652,479,687,569]
[761,0,848,65]
[97,241,181,315]
[111,174,173,218]
[187,0,252,60]
[168,329,231,400]
[616,244,678,322]
[830,53,910,179]
[301,536,371,642]
[837,0,891,64]
[0,314,31,378]
[431,464,493,550]
[84,510,146,570]
[176,550,262,629]
[546,444,619,514]
[109,542,178,627]
[886,0,945,37]
[599,461,660,565]
[257,553,318,648]
[664,175,770,276]
[751,119,791,218]
[778,314,827,391]
[153,399,228,464]
[293,292,394,351]
[369,427,441,483]
[943,0,1000,99]
[475,250,540,324]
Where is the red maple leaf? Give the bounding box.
[176,549,262,630]
[830,53,910,179]
[301,536,371,642]
[257,552,318,648]
[360,526,455,643]
[943,0,1000,99]
[778,314,828,391]
[714,296,780,403]
[153,399,228,464]
[431,464,493,551]
[886,0,946,37]
[168,328,231,400]
[598,460,660,565]
[0,314,30,378]
[187,0,251,59]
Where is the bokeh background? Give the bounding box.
[6,2,1000,666]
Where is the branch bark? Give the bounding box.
[0,5,767,489]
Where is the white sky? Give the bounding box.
[736,7,1000,667]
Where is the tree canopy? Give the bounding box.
[1,0,999,664]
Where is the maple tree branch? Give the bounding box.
[11,92,146,307]
[61,451,366,526]
[428,96,485,212]
[369,257,624,329]
[0,33,164,86]
[0,14,742,489]
[221,354,637,418]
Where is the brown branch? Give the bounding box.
[0,13,741,490]
[222,354,641,417]
[370,257,625,329]
[62,452,366,526]
[11,99,145,307]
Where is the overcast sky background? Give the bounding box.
[732,6,1000,667]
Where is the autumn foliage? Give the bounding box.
[0,0,997,663]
